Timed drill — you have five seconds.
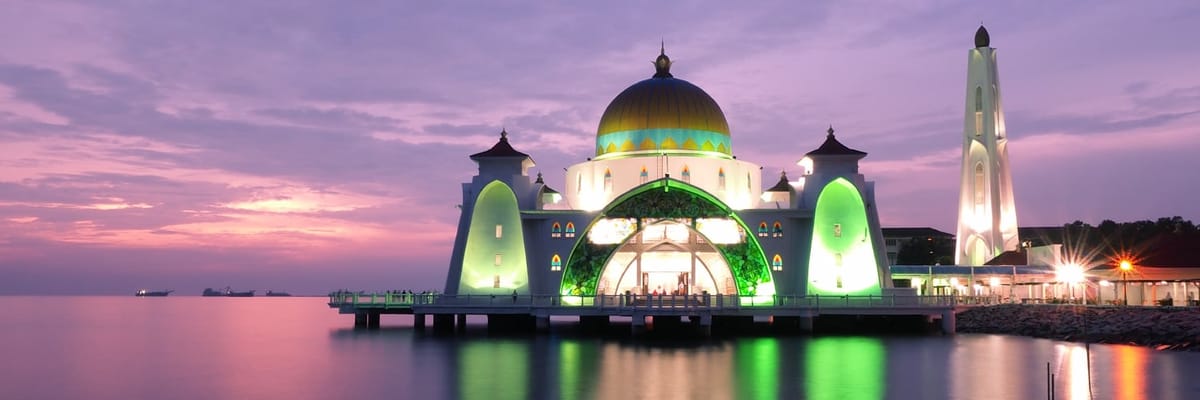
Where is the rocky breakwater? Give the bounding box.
[957,304,1200,351]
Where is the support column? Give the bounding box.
[580,315,609,331]
[433,314,455,334]
[456,314,467,333]
[940,310,957,335]
[354,312,368,328]
[413,313,426,330]
[631,314,647,335]
[367,312,381,329]
[536,315,550,333]
[698,314,712,337]
[799,316,814,333]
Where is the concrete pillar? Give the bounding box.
[536,315,550,333]
[699,314,712,337]
[456,314,467,333]
[354,312,368,328]
[631,314,647,335]
[940,310,957,335]
[367,312,381,329]
[799,317,814,333]
[433,314,455,334]
[580,315,609,331]
[413,313,426,330]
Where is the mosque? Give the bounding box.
[442,44,893,303]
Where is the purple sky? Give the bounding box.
[2,1,1199,295]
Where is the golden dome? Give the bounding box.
[595,48,731,159]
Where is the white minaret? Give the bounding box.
[955,26,1019,265]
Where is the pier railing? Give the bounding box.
[327,291,959,311]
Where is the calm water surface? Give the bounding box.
[1,296,1198,400]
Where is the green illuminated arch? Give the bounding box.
[806,178,882,295]
[459,180,529,295]
[559,178,774,297]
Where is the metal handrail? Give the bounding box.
[328,292,961,310]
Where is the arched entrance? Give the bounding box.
[965,234,989,266]
[596,219,737,296]
[559,178,774,298]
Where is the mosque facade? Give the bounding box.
[442,47,892,302]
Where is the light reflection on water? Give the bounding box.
[1,297,1199,399]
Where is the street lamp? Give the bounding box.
[1056,263,1085,304]
[1119,260,1133,305]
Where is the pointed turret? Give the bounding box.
[470,129,535,176]
[535,172,562,208]
[974,25,990,48]
[766,171,793,193]
[956,26,1020,265]
[806,126,867,158]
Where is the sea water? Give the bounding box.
[1,296,1198,400]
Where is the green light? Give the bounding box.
[459,340,528,400]
[734,338,779,400]
[556,340,603,400]
[559,178,774,298]
[807,178,881,295]
[460,180,529,294]
[805,337,885,400]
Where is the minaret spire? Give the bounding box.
[974,24,991,48]
[956,26,1018,265]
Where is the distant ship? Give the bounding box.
[135,289,173,297]
[265,290,292,297]
[202,287,256,297]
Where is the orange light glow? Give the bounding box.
[1113,345,1147,399]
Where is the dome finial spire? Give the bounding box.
[500,127,508,139]
[653,41,673,78]
[827,124,835,137]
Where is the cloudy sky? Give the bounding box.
[2,1,1198,294]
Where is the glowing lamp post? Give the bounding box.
[1119,260,1133,306]
[1056,263,1084,304]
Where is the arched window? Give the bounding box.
[551,222,562,238]
[772,222,783,238]
[551,254,562,271]
[757,222,769,237]
[974,86,984,136]
[772,254,783,271]
[993,84,1003,139]
[718,168,726,191]
[975,86,983,112]
[746,173,751,192]
[603,169,613,193]
[974,163,985,208]
[639,166,648,184]
[681,166,691,183]
[576,173,582,194]
[565,222,576,238]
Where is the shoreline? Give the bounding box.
[956,304,1200,351]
